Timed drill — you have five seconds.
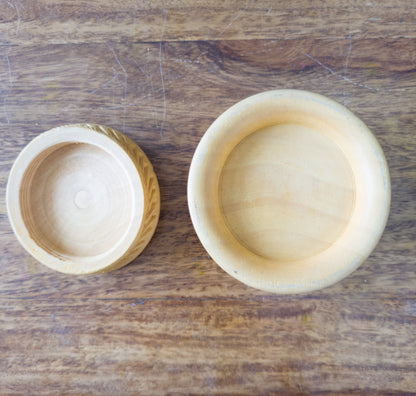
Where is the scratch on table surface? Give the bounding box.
[344,34,352,76]
[143,49,158,126]
[3,97,10,124]
[165,50,209,65]
[163,57,201,64]
[197,50,208,61]
[107,44,128,133]
[90,71,119,95]
[304,53,380,92]
[150,71,156,105]
[132,59,146,75]
[64,67,120,111]
[6,53,12,88]
[3,52,12,124]
[159,9,168,137]
[132,5,137,39]
[7,0,21,35]
[128,93,154,104]
[219,0,248,36]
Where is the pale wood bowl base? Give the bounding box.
[220,123,355,262]
[21,143,134,259]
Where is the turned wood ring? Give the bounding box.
[7,124,160,274]
[188,90,390,293]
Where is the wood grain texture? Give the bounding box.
[1,0,416,44]
[0,0,415,394]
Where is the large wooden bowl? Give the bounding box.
[188,90,390,293]
[7,124,160,274]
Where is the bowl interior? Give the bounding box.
[20,142,134,259]
[219,122,355,262]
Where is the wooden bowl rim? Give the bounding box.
[188,90,391,293]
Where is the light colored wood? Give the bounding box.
[1,0,416,394]
[188,90,390,293]
[6,124,160,274]
[220,123,355,262]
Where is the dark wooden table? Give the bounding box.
[1,1,415,394]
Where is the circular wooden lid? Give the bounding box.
[7,124,160,274]
[188,90,390,293]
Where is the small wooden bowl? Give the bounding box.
[7,124,160,274]
[188,90,390,293]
